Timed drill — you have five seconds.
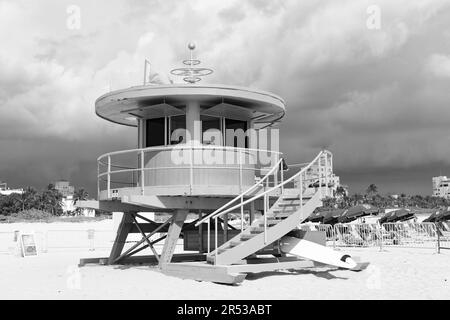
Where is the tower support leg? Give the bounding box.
[108,212,134,264]
[159,209,188,268]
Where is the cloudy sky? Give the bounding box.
[1,0,450,197]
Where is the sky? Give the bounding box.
[1,0,450,197]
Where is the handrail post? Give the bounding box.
[97,160,100,200]
[318,154,322,198]
[264,193,267,244]
[280,160,284,193]
[207,219,210,253]
[107,155,111,199]
[300,172,303,207]
[240,195,244,232]
[190,146,194,195]
[239,149,243,193]
[274,154,278,188]
[214,217,218,265]
[324,152,328,197]
[140,150,145,196]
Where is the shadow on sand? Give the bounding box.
[244,268,348,281]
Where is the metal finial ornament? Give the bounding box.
[170,43,213,83]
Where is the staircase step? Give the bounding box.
[250,227,265,234]
[258,220,279,227]
[281,195,300,200]
[230,240,242,247]
[217,248,227,254]
[240,233,256,240]
[277,202,300,207]
[274,211,295,218]
[273,208,296,213]
[280,197,301,202]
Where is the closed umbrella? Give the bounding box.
[338,204,378,223]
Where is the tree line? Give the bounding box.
[0,184,89,216]
[323,184,450,210]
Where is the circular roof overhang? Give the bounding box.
[95,84,286,127]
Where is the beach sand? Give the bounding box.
[0,221,449,299]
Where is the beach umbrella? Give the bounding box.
[423,211,440,223]
[338,204,379,223]
[305,209,344,224]
[379,211,394,224]
[436,210,450,222]
[305,210,327,223]
[322,209,346,225]
[380,209,415,224]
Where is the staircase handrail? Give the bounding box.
[195,158,284,227]
[207,150,329,221]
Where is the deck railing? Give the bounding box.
[97,145,282,199]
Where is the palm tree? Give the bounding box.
[366,184,378,197]
[73,188,89,205]
[18,187,39,211]
[336,186,347,198]
[40,185,63,216]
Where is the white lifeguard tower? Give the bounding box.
[82,44,366,284]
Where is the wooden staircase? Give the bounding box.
[207,190,322,265]
[159,150,341,284]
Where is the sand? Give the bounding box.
[0,220,449,300]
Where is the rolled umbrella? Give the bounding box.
[338,204,378,223]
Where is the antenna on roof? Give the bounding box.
[170,42,213,83]
[143,59,151,85]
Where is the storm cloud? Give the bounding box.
[1,0,450,196]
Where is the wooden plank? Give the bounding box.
[131,214,160,262]
[227,260,315,273]
[159,209,188,268]
[162,262,246,285]
[80,253,206,267]
[108,213,134,264]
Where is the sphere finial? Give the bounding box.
[188,42,196,50]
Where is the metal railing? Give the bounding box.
[437,222,450,253]
[381,222,438,249]
[299,223,336,247]
[197,149,333,264]
[334,223,381,248]
[98,145,282,199]
[309,222,441,251]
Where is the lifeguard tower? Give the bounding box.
[84,44,367,284]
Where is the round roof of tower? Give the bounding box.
[95,84,286,127]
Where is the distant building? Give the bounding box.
[0,181,24,196]
[297,160,342,197]
[432,176,450,199]
[54,180,75,197]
